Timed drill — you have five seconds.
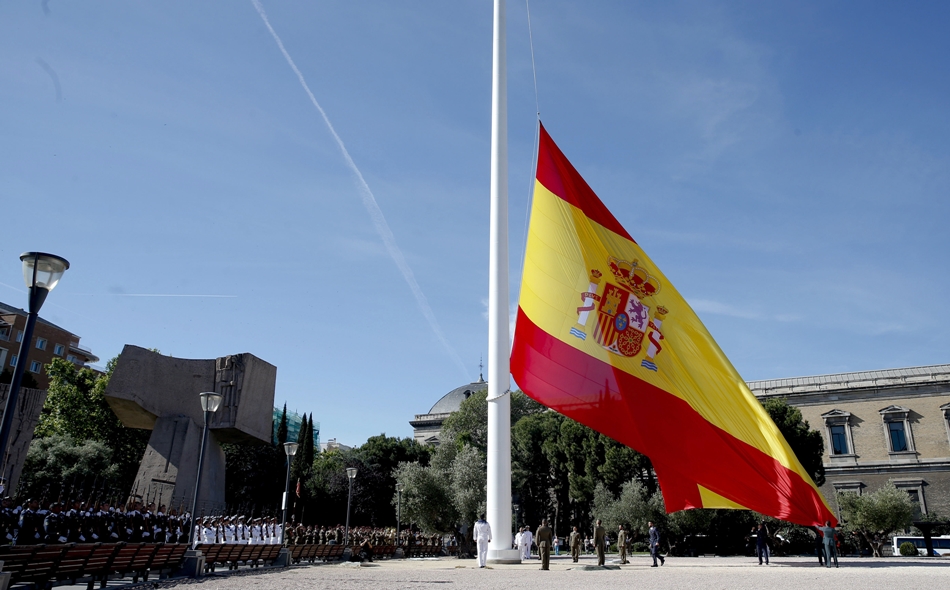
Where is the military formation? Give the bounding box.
[1,497,192,545]
[513,518,667,569]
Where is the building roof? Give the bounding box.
[426,376,488,415]
[0,300,78,337]
[747,363,950,396]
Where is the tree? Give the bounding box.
[591,478,665,538]
[223,439,284,516]
[33,357,148,492]
[276,403,288,446]
[761,397,826,486]
[17,435,117,501]
[393,460,457,534]
[838,484,916,556]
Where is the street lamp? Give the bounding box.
[0,253,69,471]
[280,442,298,546]
[395,482,404,546]
[189,391,222,549]
[344,467,357,545]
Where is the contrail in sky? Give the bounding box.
[251,0,470,380]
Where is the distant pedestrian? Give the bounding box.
[756,523,769,565]
[648,521,665,567]
[569,526,581,563]
[474,515,492,568]
[819,521,838,568]
[594,519,606,566]
[536,519,553,570]
[617,524,628,564]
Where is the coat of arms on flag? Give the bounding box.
[577,257,668,370]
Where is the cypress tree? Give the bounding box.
[276,403,288,446]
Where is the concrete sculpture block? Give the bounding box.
[105,345,276,514]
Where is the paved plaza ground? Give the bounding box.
[158,553,949,590]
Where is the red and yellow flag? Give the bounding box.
[511,124,835,526]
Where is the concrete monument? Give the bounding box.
[104,345,276,514]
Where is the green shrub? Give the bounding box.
[899,541,919,556]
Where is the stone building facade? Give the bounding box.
[410,376,487,445]
[749,364,950,517]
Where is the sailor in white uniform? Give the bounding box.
[473,515,492,568]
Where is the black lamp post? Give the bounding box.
[189,391,222,549]
[280,442,298,546]
[344,467,357,545]
[0,253,69,475]
[395,482,404,547]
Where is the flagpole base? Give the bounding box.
[487,549,522,565]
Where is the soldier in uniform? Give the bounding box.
[44,502,68,543]
[535,519,553,570]
[473,515,491,569]
[569,526,581,563]
[617,524,628,564]
[18,499,43,544]
[593,519,606,566]
[1,497,18,545]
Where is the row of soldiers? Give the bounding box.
[1,497,195,545]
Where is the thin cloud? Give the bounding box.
[251,0,469,380]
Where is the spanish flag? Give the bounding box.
[511,124,836,526]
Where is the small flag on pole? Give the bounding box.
[511,123,836,526]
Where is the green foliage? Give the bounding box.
[276,403,288,446]
[912,511,950,536]
[838,484,915,557]
[899,541,919,556]
[393,460,457,533]
[761,397,826,486]
[18,435,117,500]
[302,435,431,527]
[592,479,665,537]
[223,440,285,516]
[27,358,148,495]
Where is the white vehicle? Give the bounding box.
[891,534,950,556]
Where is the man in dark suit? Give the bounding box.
[593,519,606,566]
[536,519,553,570]
[756,523,769,565]
[649,521,665,567]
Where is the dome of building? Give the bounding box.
[427,376,488,415]
[410,374,487,446]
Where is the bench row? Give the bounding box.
[0,542,187,590]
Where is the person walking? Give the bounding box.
[473,515,492,568]
[819,521,838,568]
[536,519,553,570]
[648,521,665,567]
[569,526,581,563]
[617,524,628,564]
[520,525,534,561]
[554,534,560,556]
[593,519,606,566]
[755,523,769,565]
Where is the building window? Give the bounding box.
[16,330,23,343]
[29,360,42,373]
[892,479,927,517]
[9,355,16,367]
[66,354,77,363]
[888,421,908,452]
[53,343,65,356]
[879,405,915,455]
[830,424,850,455]
[35,337,47,351]
[0,325,10,341]
[942,403,950,448]
[822,409,856,458]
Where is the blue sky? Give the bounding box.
[2,1,948,447]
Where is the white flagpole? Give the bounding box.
[487,0,520,564]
